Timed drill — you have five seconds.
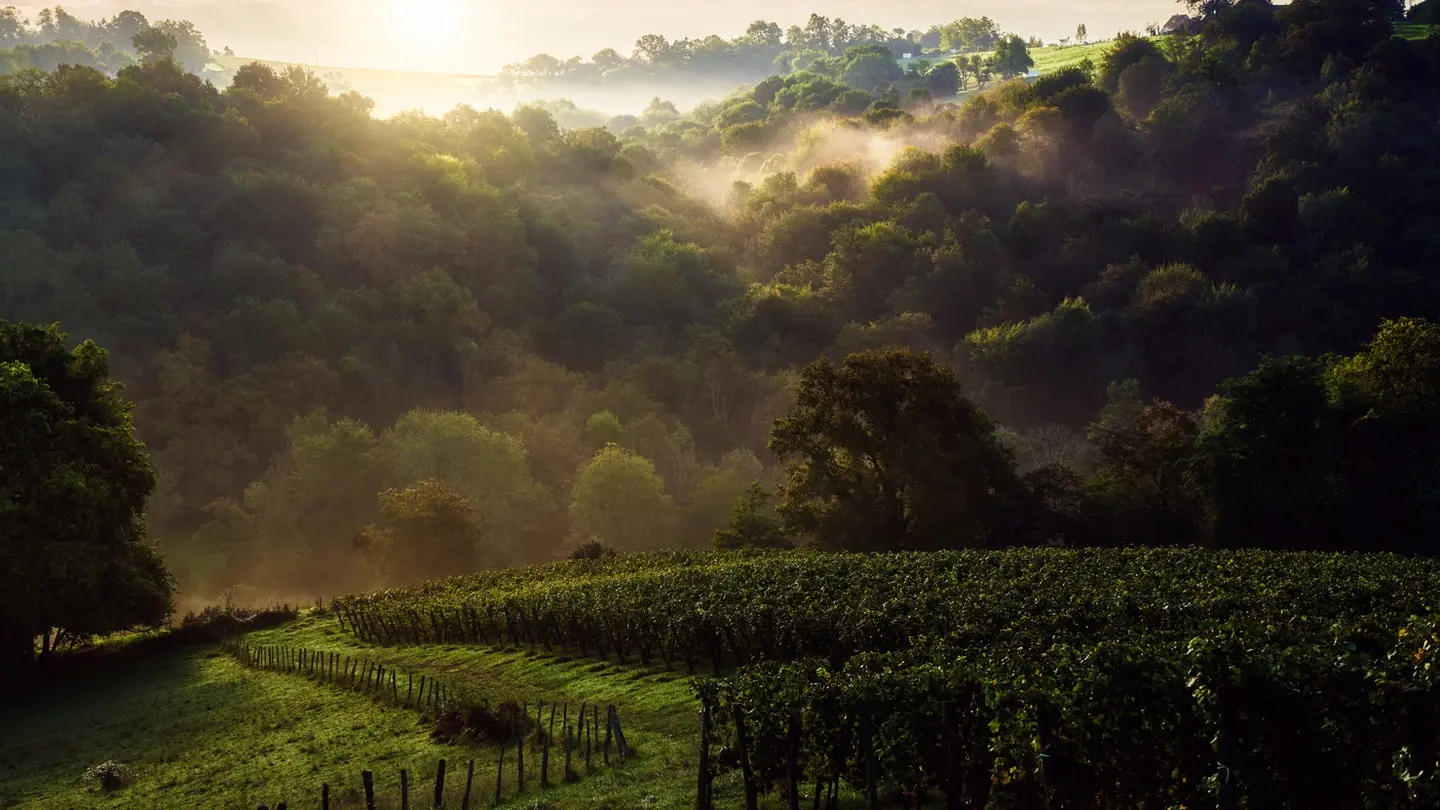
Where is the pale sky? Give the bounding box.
[21,1,1179,74]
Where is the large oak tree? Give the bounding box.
[0,320,173,668]
[770,348,1023,551]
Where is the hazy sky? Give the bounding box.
[22,1,1179,73]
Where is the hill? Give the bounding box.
[8,548,1440,807]
[0,614,711,809]
[1028,38,1138,74]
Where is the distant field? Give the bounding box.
[1029,38,1139,74]
[1395,22,1440,39]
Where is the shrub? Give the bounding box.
[569,541,619,561]
[83,761,133,792]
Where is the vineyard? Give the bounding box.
[333,549,1440,808]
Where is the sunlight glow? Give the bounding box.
[387,0,470,63]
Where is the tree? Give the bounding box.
[991,35,1035,79]
[1076,23,1088,43]
[153,19,211,73]
[927,61,962,95]
[1083,390,1203,547]
[685,450,766,546]
[743,20,784,47]
[1097,32,1166,92]
[569,445,679,551]
[712,484,789,549]
[108,10,151,48]
[770,348,1022,551]
[1192,356,1341,549]
[592,47,627,71]
[131,27,177,63]
[840,47,903,91]
[939,17,1002,52]
[360,480,489,586]
[378,410,552,555]
[633,33,672,65]
[1,321,174,670]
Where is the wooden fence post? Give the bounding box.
[516,707,526,793]
[696,705,713,810]
[733,704,759,810]
[544,704,556,787]
[495,741,506,805]
[611,706,629,759]
[588,703,598,770]
[943,701,962,810]
[321,783,330,810]
[564,718,575,781]
[362,770,376,810]
[604,704,613,765]
[401,768,409,810]
[577,702,587,773]
[461,759,474,810]
[433,758,447,809]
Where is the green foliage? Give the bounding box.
[83,761,133,792]
[360,479,490,586]
[1,0,1439,608]
[0,319,174,668]
[569,445,679,552]
[378,410,552,554]
[991,35,1036,78]
[938,17,1003,52]
[711,484,789,550]
[770,349,1022,551]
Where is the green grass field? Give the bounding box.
[1394,22,1440,40]
[0,612,854,809]
[1027,40,1130,75]
[0,647,452,809]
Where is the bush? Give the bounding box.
[433,701,531,745]
[569,541,618,561]
[83,761,133,792]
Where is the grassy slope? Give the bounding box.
[0,612,833,809]
[1028,40,1123,75]
[1395,22,1440,39]
[0,647,449,809]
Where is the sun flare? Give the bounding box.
[390,0,466,49]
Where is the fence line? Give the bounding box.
[224,641,633,808]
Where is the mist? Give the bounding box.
[19,0,1175,75]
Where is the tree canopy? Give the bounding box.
[0,320,173,667]
[771,349,1022,551]
[3,0,1440,613]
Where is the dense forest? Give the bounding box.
[2,0,1439,614]
[498,14,1020,93]
[0,6,211,75]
